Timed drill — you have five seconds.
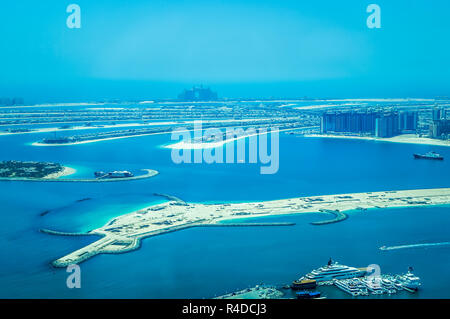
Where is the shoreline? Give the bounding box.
[0,165,76,181]
[303,133,450,147]
[0,117,278,130]
[0,168,158,182]
[164,126,317,150]
[31,131,173,146]
[30,118,298,146]
[30,122,310,148]
[48,187,450,267]
[0,122,178,135]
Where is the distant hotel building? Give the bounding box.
[321,110,418,138]
[177,86,218,101]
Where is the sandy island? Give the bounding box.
[47,187,450,267]
[0,168,158,183]
[31,131,175,146]
[29,118,295,146]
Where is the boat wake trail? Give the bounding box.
[380,242,450,251]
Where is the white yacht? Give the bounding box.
[381,278,397,294]
[396,268,421,290]
[303,259,367,282]
[362,277,385,294]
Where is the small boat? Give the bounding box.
[295,291,321,299]
[413,151,444,160]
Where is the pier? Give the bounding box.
[39,229,97,237]
[310,210,348,225]
[153,193,187,205]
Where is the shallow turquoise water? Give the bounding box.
[1,129,450,298]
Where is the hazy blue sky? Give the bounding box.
[1,0,449,102]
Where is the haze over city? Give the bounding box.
[1,0,450,102]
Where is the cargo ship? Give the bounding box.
[413,151,444,160]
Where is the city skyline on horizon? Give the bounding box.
[3,80,450,105]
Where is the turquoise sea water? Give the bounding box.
[0,129,450,298]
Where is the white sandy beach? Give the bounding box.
[164,126,315,150]
[304,134,450,147]
[293,103,361,110]
[164,130,271,150]
[43,166,76,179]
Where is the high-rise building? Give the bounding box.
[375,113,399,138]
[398,111,418,132]
[432,106,446,121]
[430,106,449,138]
[321,111,376,135]
[321,110,400,138]
[430,119,450,138]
